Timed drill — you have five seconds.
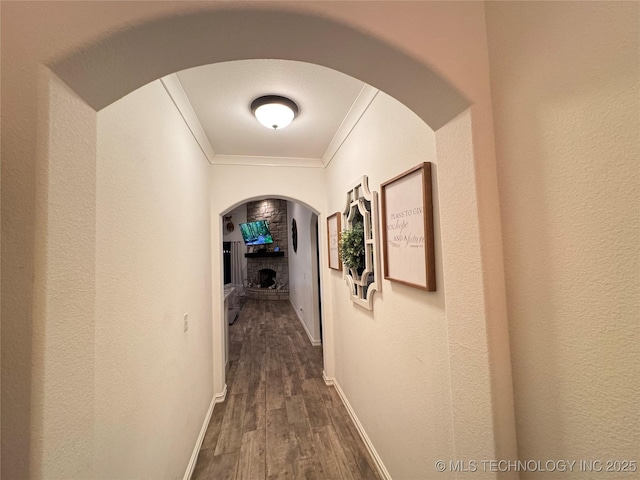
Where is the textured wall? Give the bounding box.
[94,80,213,479]
[2,2,513,477]
[325,91,454,479]
[486,2,640,476]
[29,72,97,479]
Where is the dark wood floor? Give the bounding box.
[193,298,381,480]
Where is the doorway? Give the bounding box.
[315,216,323,343]
[223,241,232,285]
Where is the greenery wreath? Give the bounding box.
[339,222,365,271]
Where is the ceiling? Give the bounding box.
[163,59,378,167]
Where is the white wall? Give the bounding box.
[95,80,213,478]
[287,201,320,344]
[325,91,454,479]
[486,2,640,475]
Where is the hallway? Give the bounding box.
[193,299,381,480]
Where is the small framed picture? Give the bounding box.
[381,162,436,291]
[327,212,342,271]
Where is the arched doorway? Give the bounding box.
[218,196,324,386]
[3,4,514,479]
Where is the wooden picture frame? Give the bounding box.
[327,212,342,271]
[380,162,436,291]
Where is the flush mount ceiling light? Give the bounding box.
[251,95,299,130]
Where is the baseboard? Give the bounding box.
[289,299,321,346]
[331,379,392,480]
[183,396,215,480]
[214,384,227,404]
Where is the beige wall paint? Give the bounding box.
[2,1,636,478]
[486,2,640,476]
[209,90,493,480]
[325,91,454,479]
[2,2,514,478]
[30,71,97,479]
[312,2,517,470]
[207,90,507,480]
[95,79,213,478]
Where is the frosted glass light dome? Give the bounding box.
[251,95,299,130]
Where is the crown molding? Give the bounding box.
[213,154,324,168]
[321,84,379,167]
[160,74,216,165]
[162,73,377,169]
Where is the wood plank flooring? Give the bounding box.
[193,299,381,480]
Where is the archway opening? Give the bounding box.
[15,5,514,480]
[219,196,324,347]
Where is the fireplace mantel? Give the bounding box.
[244,251,285,258]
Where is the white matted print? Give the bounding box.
[327,212,342,271]
[381,163,435,290]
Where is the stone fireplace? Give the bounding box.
[245,199,289,300]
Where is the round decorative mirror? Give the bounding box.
[291,218,298,253]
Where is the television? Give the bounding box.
[239,220,274,246]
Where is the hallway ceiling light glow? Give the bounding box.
[251,95,299,130]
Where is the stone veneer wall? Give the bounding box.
[246,199,289,292]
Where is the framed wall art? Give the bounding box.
[327,212,342,271]
[380,162,436,291]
